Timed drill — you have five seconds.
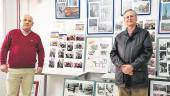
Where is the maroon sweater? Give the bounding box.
[0,29,45,68]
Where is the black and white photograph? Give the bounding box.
[87,0,113,34]
[115,21,123,31]
[65,52,74,58]
[49,57,55,68]
[114,19,125,37]
[63,79,95,96]
[95,82,115,96]
[144,20,156,30]
[149,31,156,42]
[159,2,170,33]
[58,49,65,58]
[121,0,151,15]
[75,43,84,49]
[132,1,150,14]
[49,48,56,58]
[162,0,170,2]
[150,79,170,96]
[89,3,99,17]
[75,50,82,59]
[157,38,170,77]
[57,59,64,68]
[67,42,74,51]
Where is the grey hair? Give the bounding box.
[20,14,34,22]
[123,9,137,16]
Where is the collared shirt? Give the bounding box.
[21,28,31,36]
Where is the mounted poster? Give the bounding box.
[85,37,113,73]
[87,0,114,34]
[55,0,80,19]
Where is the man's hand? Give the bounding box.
[36,67,43,74]
[121,64,134,75]
[0,64,8,73]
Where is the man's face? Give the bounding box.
[22,15,33,31]
[124,11,137,27]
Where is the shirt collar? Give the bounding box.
[21,28,32,36]
[124,26,140,36]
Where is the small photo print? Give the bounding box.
[150,79,170,96]
[63,79,94,96]
[95,82,115,96]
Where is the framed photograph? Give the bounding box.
[121,0,151,15]
[144,20,156,42]
[158,0,170,34]
[95,82,115,96]
[156,37,170,77]
[55,0,80,19]
[63,79,95,96]
[87,0,114,34]
[149,78,170,96]
[85,36,113,73]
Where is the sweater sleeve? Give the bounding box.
[0,31,12,64]
[37,37,45,67]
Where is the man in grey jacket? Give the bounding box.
[110,9,153,96]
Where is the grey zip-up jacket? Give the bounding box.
[110,26,153,88]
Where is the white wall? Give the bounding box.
[2,0,161,96]
[4,0,18,33]
[0,0,16,96]
[0,0,4,45]
[0,72,7,96]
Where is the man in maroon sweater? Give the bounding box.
[0,14,45,96]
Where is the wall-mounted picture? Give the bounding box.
[156,37,170,77]
[63,79,95,96]
[121,0,151,15]
[149,78,170,96]
[87,0,113,34]
[85,37,113,73]
[95,82,115,96]
[55,0,80,19]
[159,1,170,33]
[143,19,156,42]
[162,0,170,2]
[43,22,86,75]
